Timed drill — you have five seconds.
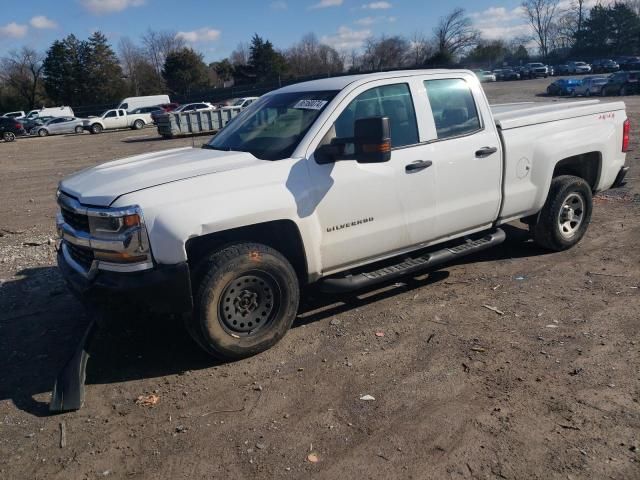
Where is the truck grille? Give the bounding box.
[61,207,90,232]
[66,242,95,270]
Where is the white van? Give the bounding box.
[117,95,170,112]
[25,106,74,119]
[2,111,26,118]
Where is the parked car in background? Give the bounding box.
[32,116,85,137]
[174,102,216,113]
[128,106,159,124]
[1,111,26,119]
[117,95,170,111]
[83,109,151,133]
[19,115,54,133]
[617,56,640,70]
[592,59,619,73]
[158,103,180,112]
[572,76,610,97]
[224,97,260,110]
[24,106,74,119]
[475,70,497,82]
[554,64,570,76]
[601,71,640,96]
[499,68,521,80]
[546,78,582,96]
[523,63,549,78]
[0,116,26,141]
[567,61,592,74]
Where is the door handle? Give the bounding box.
[475,146,498,158]
[405,160,433,173]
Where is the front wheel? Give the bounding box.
[188,242,300,360]
[38,128,48,137]
[91,123,103,134]
[530,175,592,251]
[2,132,16,142]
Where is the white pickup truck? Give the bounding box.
[83,108,150,134]
[56,70,629,360]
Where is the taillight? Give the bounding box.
[623,118,630,152]
[15,123,21,129]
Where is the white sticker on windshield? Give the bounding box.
[293,99,328,110]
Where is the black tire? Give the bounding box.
[601,88,607,97]
[38,128,48,137]
[74,125,83,134]
[187,242,300,360]
[530,175,592,251]
[91,123,102,134]
[2,131,16,142]
[585,89,591,97]
[133,119,144,130]
[620,86,627,96]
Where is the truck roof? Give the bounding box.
[275,69,469,93]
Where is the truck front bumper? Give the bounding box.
[58,248,193,314]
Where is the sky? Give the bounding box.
[0,0,613,61]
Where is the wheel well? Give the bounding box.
[185,220,308,283]
[552,152,601,190]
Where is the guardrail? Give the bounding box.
[156,108,242,138]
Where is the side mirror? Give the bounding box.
[354,116,391,163]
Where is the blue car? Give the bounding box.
[546,78,582,96]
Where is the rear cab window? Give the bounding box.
[424,79,482,140]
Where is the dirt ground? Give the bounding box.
[0,77,638,480]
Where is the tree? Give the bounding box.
[249,34,287,82]
[85,32,126,104]
[407,33,434,67]
[361,35,410,71]
[230,42,250,66]
[466,40,509,67]
[141,29,185,88]
[162,47,209,96]
[521,0,560,61]
[210,59,235,87]
[285,33,344,77]
[574,3,640,56]
[42,34,89,105]
[434,8,480,57]
[0,47,45,109]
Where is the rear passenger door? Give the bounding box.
[419,77,502,239]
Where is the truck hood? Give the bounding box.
[60,147,264,206]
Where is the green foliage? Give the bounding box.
[162,47,209,96]
[249,34,287,82]
[574,3,640,56]
[43,32,125,106]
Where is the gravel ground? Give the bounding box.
[0,77,639,480]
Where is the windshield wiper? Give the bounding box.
[202,144,233,151]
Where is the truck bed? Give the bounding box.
[491,100,626,130]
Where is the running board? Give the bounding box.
[320,229,506,293]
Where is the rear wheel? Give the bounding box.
[187,242,300,360]
[74,125,83,134]
[2,132,16,142]
[38,128,48,137]
[530,175,592,251]
[133,119,144,130]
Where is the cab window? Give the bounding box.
[324,83,419,150]
[424,79,481,140]
[104,111,117,118]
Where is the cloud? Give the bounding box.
[270,1,287,9]
[310,0,343,9]
[176,28,221,43]
[82,0,146,15]
[30,16,57,29]
[0,22,28,39]
[355,15,395,25]
[362,1,392,9]
[321,26,371,51]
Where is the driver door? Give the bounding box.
[306,82,424,274]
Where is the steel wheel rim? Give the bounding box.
[218,271,280,336]
[558,192,585,239]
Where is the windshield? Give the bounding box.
[205,90,338,160]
